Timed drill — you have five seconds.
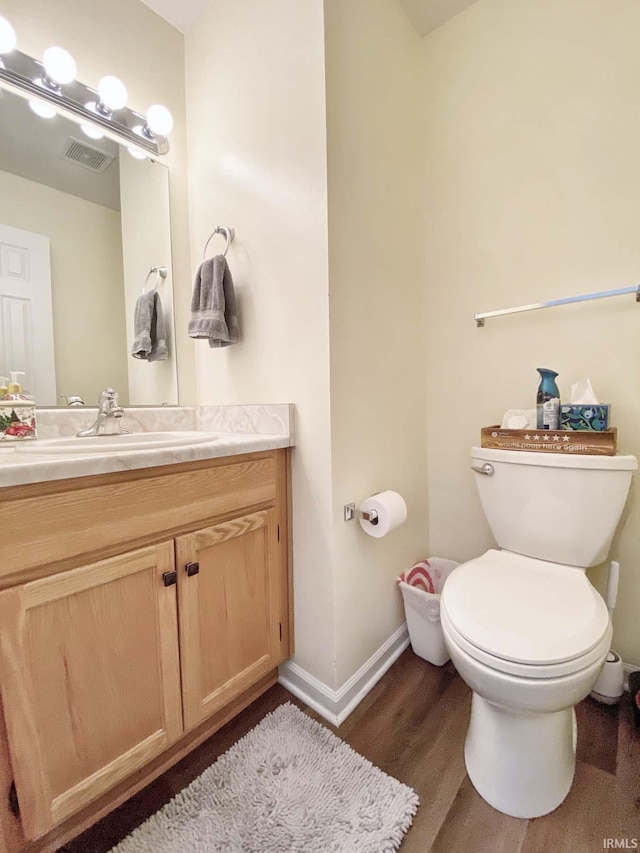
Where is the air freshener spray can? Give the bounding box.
[536,368,560,430]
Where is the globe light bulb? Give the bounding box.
[0,16,16,54]
[97,76,127,111]
[42,46,76,85]
[81,123,103,140]
[29,100,56,119]
[127,146,146,160]
[145,104,173,136]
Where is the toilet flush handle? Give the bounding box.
[471,463,494,476]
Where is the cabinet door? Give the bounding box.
[0,543,183,840]
[177,508,285,730]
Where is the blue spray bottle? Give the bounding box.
[536,368,560,430]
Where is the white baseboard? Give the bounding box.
[278,623,410,727]
[279,636,639,725]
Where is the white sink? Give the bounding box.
[15,431,219,455]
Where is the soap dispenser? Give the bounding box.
[536,368,561,430]
[7,371,26,397]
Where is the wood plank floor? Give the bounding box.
[61,649,640,852]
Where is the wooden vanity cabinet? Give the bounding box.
[177,508,283,730]
[0,543,183,841]
[0,449,292,852]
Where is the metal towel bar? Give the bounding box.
[475,284,640,327]
[203,226,235,260]
[142,265,167,294]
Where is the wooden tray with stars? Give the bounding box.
[480,425,617,456]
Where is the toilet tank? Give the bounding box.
[471,447,637,567]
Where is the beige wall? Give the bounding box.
[0,169,128,404]
[324,0,429,684]
[10,0,636,695]
[185,0,336,685]
[421,0,640,666]
[0,0,196,405]
[185,0,431,690]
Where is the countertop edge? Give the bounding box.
[0,433,293,489]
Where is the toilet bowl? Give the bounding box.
[441,549,611,817]
[444,447,636,819]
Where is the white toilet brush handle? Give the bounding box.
[606,560,620,614]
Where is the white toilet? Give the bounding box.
[441,446,637,819]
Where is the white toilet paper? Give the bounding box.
[358,490,407,538]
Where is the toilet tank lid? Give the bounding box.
[472,446,637,471]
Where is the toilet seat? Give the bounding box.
[441,549,610,679]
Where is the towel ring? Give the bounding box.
[142,265,168,295]
[203,226,235,260]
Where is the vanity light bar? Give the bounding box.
[0,47,169,156]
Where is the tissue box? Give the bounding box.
[560,404,610,431]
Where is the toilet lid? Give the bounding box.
[441,550,610,665]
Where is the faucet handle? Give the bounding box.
[98,387,118,404]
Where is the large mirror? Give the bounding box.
[0,85,178,406]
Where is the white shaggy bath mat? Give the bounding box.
[109,702,419,853]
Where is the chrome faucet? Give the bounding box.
[77,388,125,437]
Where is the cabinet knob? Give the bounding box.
[185,562,200,577]
[162,571,177,587]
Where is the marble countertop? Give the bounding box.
[0,404,295,489]
[0,432,292,488]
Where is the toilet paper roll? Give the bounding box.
[590,651,624,704]
[358,490,407,538]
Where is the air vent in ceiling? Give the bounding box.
[61,137,116,174]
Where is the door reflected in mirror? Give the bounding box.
[0,85,178,406]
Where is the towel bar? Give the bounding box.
[142,265,168,294]
[203,226,235,260]
[475,284,640,327]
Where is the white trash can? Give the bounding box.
[397,557,459,666]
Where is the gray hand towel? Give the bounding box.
[148,292,168,362]
[188,255,239,348]
[131,290,155,359]
[131,290,169,361]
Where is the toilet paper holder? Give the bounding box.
[344,503,379,524]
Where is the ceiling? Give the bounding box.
[140,0,479,36]
[398,0,479,35]
[139,0,209,33]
